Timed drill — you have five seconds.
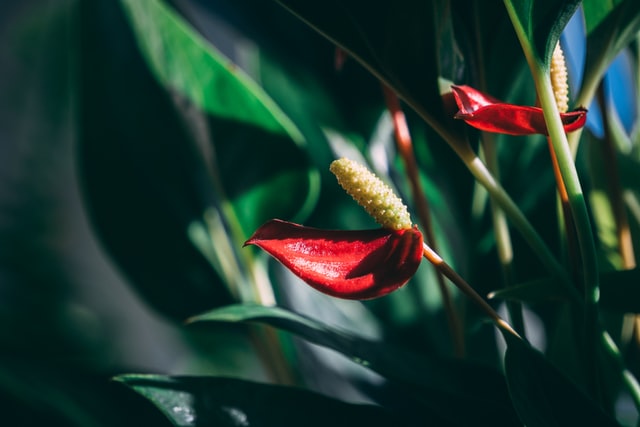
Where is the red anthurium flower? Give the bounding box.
[451,85,587,135]
[245,219,424,300]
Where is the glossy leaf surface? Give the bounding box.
[116,375,409,427]
[189,304,520,426]
[245,219,423,299]
[503,0,582,66]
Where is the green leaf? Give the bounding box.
[583,0,640,88]
[189,304,520,426]
[503,0,581,67]
[488,277,570,303]
[79,0,233,320]
[120,0,303,143]
[79,0,320,320]
[504,335,621,427]
[491,269,640,313]
[115,375,409,427]
[274,0,445,123]
[119,0,319,236]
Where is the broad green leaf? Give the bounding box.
[115,375,409,427]
[80,0,320,320]
[504,335,621,427]
[503,0,581,67]
[189,304,520,426]
[79,0,234,320]
[274,0,445,124]
[120,0,303,143]
[120,0,319,237]
[583,0,640,89]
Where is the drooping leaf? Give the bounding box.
[115,375,411,427]
[120,0,303,143]
[79,0,320,320]
[189,304,520,426]
[503,335,621,427]
[503,0,582,67]
[79,0,233,320]
[119,0,319,237]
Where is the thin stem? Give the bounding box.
[503,0,603,402]
[466,155,581,303]
[481,134,525,336]
[422,243,520,339]
[537,58,605,406]
[382,85,465,357]
[546,137,581,283]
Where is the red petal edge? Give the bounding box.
[451,85,587,136]
[245,219,424,300]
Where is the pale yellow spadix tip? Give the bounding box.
[329,158,412,230]
[550,43,569,113]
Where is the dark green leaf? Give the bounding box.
[189,304,520,426]
[79,0,319,321]
[121,0,304,143]
[115,374,411,427]
[488,277,570,303]
[0,358,171,427]
[504,335,621,427]
[274,0,445,123]
[119,0,319,237]
[79,0,233,320]
[491,269,640,313]
[504,0,581,67]
[583,0,640,87]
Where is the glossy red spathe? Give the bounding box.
[451,85,587,135]
[245,219,423,300]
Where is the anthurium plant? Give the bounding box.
[4,0,640,426]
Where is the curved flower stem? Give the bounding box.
[382,85,465,357]
[422,243,520,339]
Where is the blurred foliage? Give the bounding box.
[1,0,640,425]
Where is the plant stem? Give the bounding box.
[538,69,602,391]
[382,85,465,357]
[481,133,526,337]
[422,243,520,339]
